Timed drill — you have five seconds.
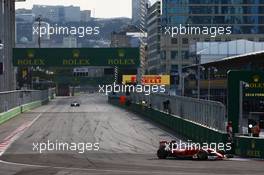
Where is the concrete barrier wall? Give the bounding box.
[108,97,227,145]
[235,136,264,158]
[131,93,227,131]
[109,97,264,159]
[0,97,52,125]
[21,101,42,113]
[0,106,21,125]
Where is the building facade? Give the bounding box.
[81,10,91,22]
[15,13,35,22]
[0,0,16,91]
[110,31,131,47]
[64,6,81,22]
[146,1,161,74]
[62,36,77,48]
[32,5,81,23]
[16,21,33,44]
[160,0,264,90]
[132,0,141,24]
[132,0,149,25]
[32,5,63,22]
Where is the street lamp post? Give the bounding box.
[35,15,42,48]
[197,63,200,99]
[196,49,206,99]
[239,81,243,134]
[208,68,210,100]
[32,15,42,89]
[181,72,190,96]
[239,81,249,134]
[182,75,185,96]
[197,64,205,99]
[207,67,218,100]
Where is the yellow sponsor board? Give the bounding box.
[122,75,170,85]
[122,75,137,84]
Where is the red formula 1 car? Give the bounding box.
[157,140,225,160]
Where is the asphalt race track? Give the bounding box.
[0,94,263,175]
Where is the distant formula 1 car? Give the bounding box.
[70,101,80,107]
[157,140,225,160]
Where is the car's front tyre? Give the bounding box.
[157,148,169,159]
[197,150,208,160]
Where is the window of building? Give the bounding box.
[171,51,178,59]
[182,38,189,44]
[181,51,189,59]
[215,38,221,42]
[192,38,200,42]
[161,51,166,60]
[171,38,178,44]
[161,65,166,72]
[171,65,178,71]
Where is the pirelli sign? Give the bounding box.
[122,75,170,85]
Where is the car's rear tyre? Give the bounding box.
[197,150,208,160]
[157,148,168,159]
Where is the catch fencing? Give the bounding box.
[0,88,55,113]
[130,93,227,132]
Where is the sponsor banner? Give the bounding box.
[243,74,264,98]
[13,48,140,67]
[227,71,264,133]
[122,75,170,85]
